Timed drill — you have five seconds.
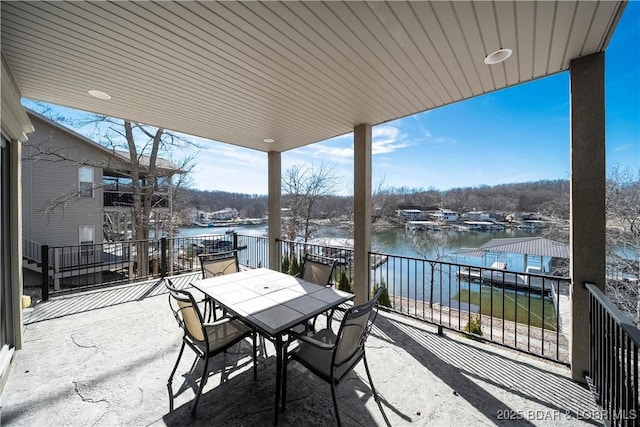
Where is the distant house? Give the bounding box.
[521,212,543,220]
[432,209,459,222]
[397,209,425,221]
[465,211,490,221]
[22,110,180,280]
[210,208,238,220]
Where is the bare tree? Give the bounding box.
[25,102,198,276]
[281,163,339,243]
[538,166,639,319]
[605,165,640,321]
[410,230,452,308]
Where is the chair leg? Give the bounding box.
[281,348,288,413]
[206,297,216,322]
[364,353,390,425]
[363,353,379,402]
[251,332,258,380]
[325,308,336,330]
[191,355,209,416]
[330,380,342,426]
[167,341,186,412]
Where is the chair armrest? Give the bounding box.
[203,316,239,327]
[291,331,335,350]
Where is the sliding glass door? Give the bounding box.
[0,135,14,387]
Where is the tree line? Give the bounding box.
[181,179,572,221]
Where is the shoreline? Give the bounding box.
[388,294,570,363]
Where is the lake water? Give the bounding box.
[177,224,557,322]
[177,224,546,271]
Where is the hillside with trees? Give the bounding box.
[183,189,268,218]
[183,179,572,222]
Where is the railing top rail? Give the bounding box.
[276,238,354,252]
[46,234,247,251]
[369,250,570,281]
[586,282,640,345]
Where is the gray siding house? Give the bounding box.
[22,111,108,249]
[21,110,177,284]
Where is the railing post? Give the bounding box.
[160,237,167,278]
[53,248,61,291]
[128,240,134,280]
[232,232,238,250]
[41,245,49,301]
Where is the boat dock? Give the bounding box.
[456,266,553,296]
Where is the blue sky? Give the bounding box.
[25,2,639,196]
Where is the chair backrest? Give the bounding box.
[199,250,239,279]
[300,253,337,286]
[333,287,384,367]
[165,279,206,343]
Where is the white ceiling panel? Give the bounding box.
[1,1,627,153]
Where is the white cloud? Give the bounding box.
[613,143,632,152]
[314,145,353,159]
[189,140,268,193]
[303,124,412,160]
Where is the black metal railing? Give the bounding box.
[103,191,169,208]
[237,234,269,269]
[40,233,269,298]
[369,251,571,363]
[586,282,640,426]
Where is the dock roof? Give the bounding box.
[457,237,569,259]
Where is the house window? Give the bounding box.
[78,166,94,197]
[79,225,95,258]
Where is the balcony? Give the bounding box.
[12,233,640,425]
[103,190,169,208]
[4,273,602,426]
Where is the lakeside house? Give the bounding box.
[430,209,459,222]
[397,209,425,222]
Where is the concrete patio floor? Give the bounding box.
[2,274,602,426]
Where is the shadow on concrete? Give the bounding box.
[25,273,199,324]
[371,314,599,425]
[163,351,400,427]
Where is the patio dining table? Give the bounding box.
[191,267,354,425]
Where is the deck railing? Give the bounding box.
[369,251,571,363]
[103,190,169,208]
[586,282,640,426]
[22,238,42,263]
[40,233,268,298]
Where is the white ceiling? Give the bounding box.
[1,1,626,153]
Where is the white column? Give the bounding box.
[268,151,282,270]
[10,137,24,349]
[569,52,606,381]
[2,56,33,351]
[353,123,372,304]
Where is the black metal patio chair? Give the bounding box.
[282,287,387,426]
[165,279,257,416]
[292,253,338,334]
[197,250,239,321]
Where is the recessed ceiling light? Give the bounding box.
[484,48,513,65]
[88,89,111,100]
[263,138,274,143]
